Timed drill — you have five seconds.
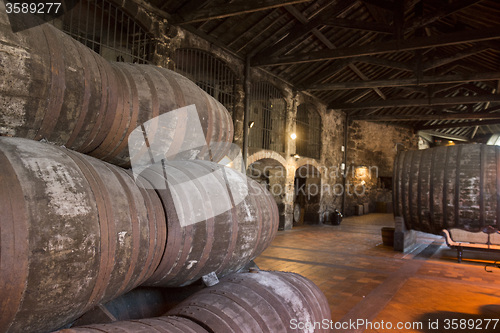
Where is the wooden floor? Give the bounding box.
[254,213,500,333]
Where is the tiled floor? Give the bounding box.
[254,213,500,332]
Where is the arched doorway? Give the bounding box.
[294,164,322,225]
[247,157,289,230]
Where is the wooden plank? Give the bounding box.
[360,0,395,11]
[404,0,484,33]
[419,130,470,142]
[252,27,500,66]
[416,119,500,130]
[347,64,386,100]
[253,0,355,57]
[330,94,500,110]
[305,72,500,90]
[393,0,405,40]
[321,18,393,34]
[172,0,313,24]
[354,56,414,71]
[354,112,500,121]
[173,0,212,15]
[284,5,386,100]
[422,44,492,71]
[299,59,351,87]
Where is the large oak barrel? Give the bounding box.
[0,2,233,167]
[59,317,208,333]
[167,271,331,333]
[58,271,331,333]
[139,160,279,287]
[0,137,166,333]
[394,144,500,234]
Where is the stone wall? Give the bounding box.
[344,121,419,216]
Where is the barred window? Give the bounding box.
[50,0,154,64]
[174,48,236,117]
[296,104,321,159]
[249,82,286,153]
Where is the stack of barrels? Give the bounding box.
[0,2,331,333]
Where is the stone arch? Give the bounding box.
[246,151,292,230]
[247,151,287,171]
[293,162,323,225]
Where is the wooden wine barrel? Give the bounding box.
[0,3,233,167]
[167,270,331,333]
[394,144,500,234]
[140,160,279,287]
[59,316,209,333]
[0,137,166,333]
[55,271,331,333]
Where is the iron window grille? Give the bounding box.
[174,48,236,117]
[249,81,286,153]
[50,0,154,64]
[296,104,321,159]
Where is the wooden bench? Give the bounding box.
[441,226,500,263]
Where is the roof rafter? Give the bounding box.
[320,17,393,34]
[329,94,500,110]
[418,130,470,142]
[171,0,312,24]
[351,112,500,121]
[423,44,492,71]
[353,56,414,71]
[252,0,356,58]
[304,71,500,90]
[252,27,500,66]
[417,119,500,130]
[284,4,387,100]
[404,0,484,34]
[360,0,395,11]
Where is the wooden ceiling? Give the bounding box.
[149,0,500,142]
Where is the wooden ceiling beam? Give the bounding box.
[252,26,500,66]
[461,83,493,95]
[300,59,351,87]
[253,0,356,57]
[285,4,387,100]
[416,119,500,130]
[330,94,500,110]
[418,130,470,142]
[172,0,212,15]
[404,0,484,34]
[320,18,393,34]
[360,0,395,11]
[353,112,500,121]
[353,56,414,71]
[171,0,313,24]
[305,71,500,90]
[422,44,491,71]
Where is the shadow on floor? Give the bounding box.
[417,305,500,333]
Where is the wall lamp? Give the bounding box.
[291,154,300,160]
[248,121,255,128]
[290,133,297,140]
